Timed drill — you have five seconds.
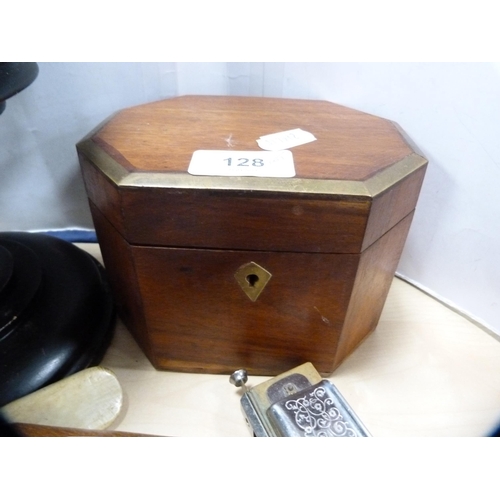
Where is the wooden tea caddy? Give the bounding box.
[77,96,427,376]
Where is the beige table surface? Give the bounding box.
[78,244,500,437]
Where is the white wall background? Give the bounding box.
[1,62,499,335]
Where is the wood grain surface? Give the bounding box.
[78,96,427,375]
[92,96,413,180]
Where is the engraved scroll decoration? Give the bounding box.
[284,386,357,437]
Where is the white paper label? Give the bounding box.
[188,150,295,177]
[257,128,316,151]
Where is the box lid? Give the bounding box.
[77,96,427,254]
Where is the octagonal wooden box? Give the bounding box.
[77,96,427,376]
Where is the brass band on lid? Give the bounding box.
[77,138,427,199]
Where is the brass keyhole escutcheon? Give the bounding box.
[235,262,272,302]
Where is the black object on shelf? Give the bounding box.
[0,233,115,407]
[0,63,39,115]
[0,64,116,408]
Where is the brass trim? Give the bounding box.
[364,153,428,197]
[234,262,272,302]
[77,138,427,199]
[77,138,130,185]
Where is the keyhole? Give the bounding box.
[246,274,259,287]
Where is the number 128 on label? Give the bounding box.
[188,150,295,178]
[223,157,265,167]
